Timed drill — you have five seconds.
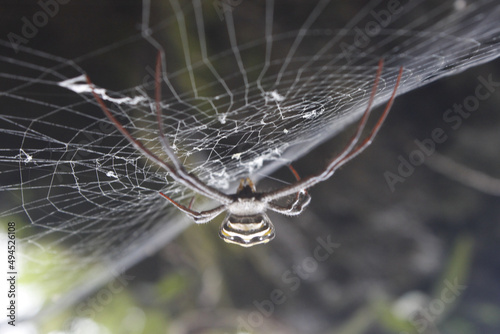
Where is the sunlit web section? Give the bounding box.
[0,0,499,320]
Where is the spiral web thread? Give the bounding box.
[0,0,499,318]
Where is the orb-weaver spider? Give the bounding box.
[86,53,403,247]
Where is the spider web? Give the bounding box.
[0,0,499,322]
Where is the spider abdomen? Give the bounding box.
[219,213,275,247]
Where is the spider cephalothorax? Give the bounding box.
[222,178,276,246]
[87,52,403,247]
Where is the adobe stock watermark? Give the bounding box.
[7,0,70,53]
[73,269,135,319]
[213,0,243,21]
[341,0,404,63]
[237,235,340,332]
[384,73,500,192]
[399,277,466,334]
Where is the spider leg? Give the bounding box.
[152,51,232,204]
[86,66,232,205]
[287,164,311,209]
[267,164,311,216]
[187,196,196,209]
[319,65,403,180]
[154,52,183,172]
[268,193,311,216]
[320,59,385,175]
[159,192,225,224]
[261,62,403,202]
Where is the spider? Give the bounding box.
[86,53,403,247]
